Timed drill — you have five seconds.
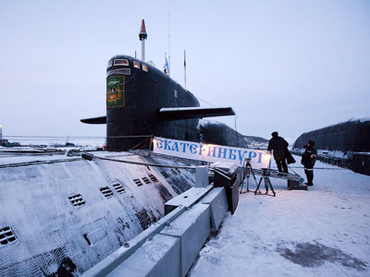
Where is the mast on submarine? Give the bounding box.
[139,19,147,62]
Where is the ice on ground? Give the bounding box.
[189,157,370,277]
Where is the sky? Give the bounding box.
[0,0,369,144]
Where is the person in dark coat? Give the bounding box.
[268,131,289,173]
[301,140,317,186]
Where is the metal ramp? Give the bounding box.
[240,164,306,194]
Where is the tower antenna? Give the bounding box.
[168,1,171,76]
[139,19,147,62]
[184,50,187,89]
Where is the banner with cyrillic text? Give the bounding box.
[152,137,271,169]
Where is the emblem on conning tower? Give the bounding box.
[107,76,125,108]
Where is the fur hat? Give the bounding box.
[307,140,315,147]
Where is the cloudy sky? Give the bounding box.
[0,0,369,143]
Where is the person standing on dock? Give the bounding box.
[301,140,317,186]
[268,131,289,173]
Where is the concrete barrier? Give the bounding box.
[160,204,211,276]
[201,187,228,230]
[82,185,229,277]
[107,234,181,277]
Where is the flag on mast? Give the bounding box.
[163,53,169,74]
[184,50,187,89]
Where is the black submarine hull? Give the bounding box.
[106,55,200,151]
[82,55,246,150]
[81,19,246,150]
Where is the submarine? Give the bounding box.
[81,19,246,151]
[0,20,249,276]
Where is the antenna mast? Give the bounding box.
[139,19,147,62]
[168,1,171,76]
[184,50,187,89]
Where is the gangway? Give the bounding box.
[239,158,306,194]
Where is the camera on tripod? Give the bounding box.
[240,158,276,197]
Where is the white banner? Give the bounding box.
[152,137,271,169]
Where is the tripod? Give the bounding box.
[240,158,258,194]
[254,168,276,197]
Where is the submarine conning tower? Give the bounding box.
[82,19,238,151]
[106,55,200,151]
[105,19,200,151]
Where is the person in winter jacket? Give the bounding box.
[301,140,317,186]
[268,131,289,173]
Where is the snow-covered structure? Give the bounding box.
[292,118,370,175]
[0,152,196,275]
[199,120,246,148]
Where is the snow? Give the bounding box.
[0,150,196,275]
[346,117,370,123]
[189,157,370,276]
[160,107,232,112]
[1,148,369,276]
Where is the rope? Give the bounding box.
[284,166,346,170]
[3,135,105,140]
[0,158,81,168]
[106,135,152,139]
[82,153,197,170]
[195,97,217,107]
